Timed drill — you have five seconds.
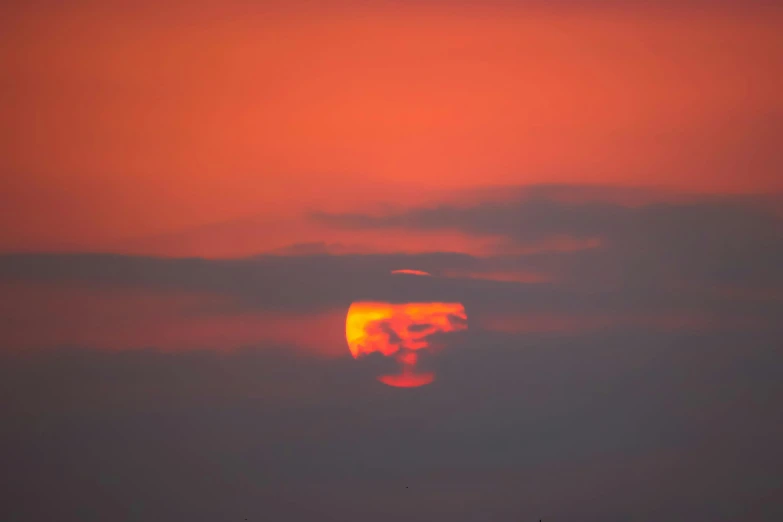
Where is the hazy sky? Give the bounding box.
[1,1,782,521]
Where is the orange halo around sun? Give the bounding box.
[345,301,467,387]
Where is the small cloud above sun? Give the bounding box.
[391,269,431,276]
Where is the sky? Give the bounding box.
[1,1,782,520]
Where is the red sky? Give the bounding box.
[2,1,781,256]
[2,5,782,515]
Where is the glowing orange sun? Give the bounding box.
[345,300,467,387]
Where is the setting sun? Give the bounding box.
[345,301,467,387]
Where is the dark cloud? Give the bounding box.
[6,184,773,329]
[374,319,403,346]
[0,251,475,313]
[1,249,779,327]
[2,327,782,521]
[313,184,783,289]
[1,184,782,520]
[408,323,434,333]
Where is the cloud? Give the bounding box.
[2,325,782,521]
[1,249,778,328]
[1,184,781,519]
[313,184,783,289]
[0,184,780,357]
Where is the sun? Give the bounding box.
[345,301,467,387]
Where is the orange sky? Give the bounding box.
[2,1,781,255]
